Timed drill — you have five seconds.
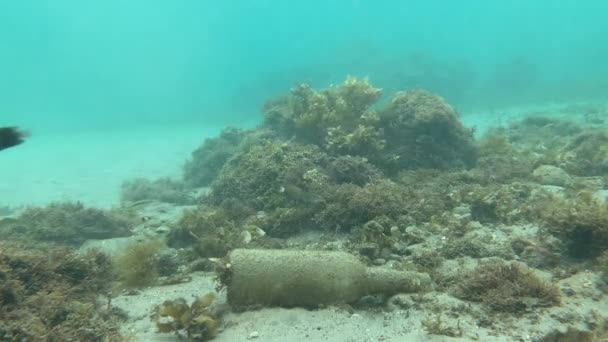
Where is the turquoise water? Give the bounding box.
[2,3,608,341]
[1,1,607,132]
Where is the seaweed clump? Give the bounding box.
[0,201,132,245]
[471,129,536,183]
[152,293,221,341]
[121,177,194,205]
[169,207,240,257]
[377,89,477,174]
[453,261,560,313]
[208,139,329,211]
[535,190,608,259]
[0,243,123,341]
[113,240,163,289]
[183,127,247,187]
[316,179,410,232]
[556,130,608,177]
[263,78,477,175]
[273,76,383,152]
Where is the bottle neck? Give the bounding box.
[364,268,431,296]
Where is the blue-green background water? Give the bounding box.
[2,1,607,132]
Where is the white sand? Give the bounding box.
[0,124,219,209]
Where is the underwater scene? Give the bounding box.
[2,1,608,341]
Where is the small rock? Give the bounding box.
[359,243,379,259]
[388,254,402,261]
[561,287,575,297]
[453,205,471,216]
[379,248,392,259]
[155,225,170,234]
[574,176,604,189]
[466,221,483,230]
[248,331,259,339]
[254,227,266,237]
[241,230,252,244]
[373,258,386,265]
[593,189,608,205]
[533,165,572,187]
[540,185,566,195]
[404,225,429,244]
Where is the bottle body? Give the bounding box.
[223,249,430,308]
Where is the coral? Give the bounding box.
[152,292,222,341]
[452,261,560,313]
[183,127,247,187]
[376,89,477,174]
[0,243,123,341]
[113,240,163,289]
[0,202,132,245]
[121,177,194,205]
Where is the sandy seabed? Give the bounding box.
[0,124,219,209]
[2,103,605,341]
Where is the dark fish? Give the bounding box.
[0,127,27,151]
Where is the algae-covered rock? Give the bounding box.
[121,177,194,205]
[532,165,572,187]
[0,243,122,341]
[263,78,477,175]
[452,261,560,313]
[183,127,247,187]
[0,202,132,245]
[461,182,542,224]
[556,130,608,177]
[377,89,477,174]
[326,155,383,186]
[472,129,536,183]
[263,76,385,160]
[207,139,329,211]
[169,207,240,257]
[536,190,608,258]
[315,180,409,232]
[287,75,382,144]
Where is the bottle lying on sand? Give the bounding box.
[219,249,432,308]
[0,127,27,151]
